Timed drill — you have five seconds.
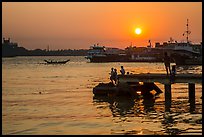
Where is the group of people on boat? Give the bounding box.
[110,66,125,85]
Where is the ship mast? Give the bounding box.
[183,19,191,44]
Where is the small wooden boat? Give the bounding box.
[44,59,70,64]
[93,82,118,96]
[93,82,163,97]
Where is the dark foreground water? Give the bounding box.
[2,56,202,135]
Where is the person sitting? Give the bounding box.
[171,65,176,76]
[170,65,176,83]
[120,66,125,75]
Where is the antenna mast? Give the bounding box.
[183,19,191,43]
[47,45,49,51]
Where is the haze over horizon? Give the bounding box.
[2,2,202,50]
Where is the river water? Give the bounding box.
[2,56,202,135]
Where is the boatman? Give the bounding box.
[163,52,171,76]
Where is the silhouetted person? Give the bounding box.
[171,65,176,75]
[110,68,115,84]
[170,65,176,83]
[164,52,171,75]
[120,66,125,75]
[113,69,118,85]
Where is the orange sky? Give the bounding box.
[2,2,202,50]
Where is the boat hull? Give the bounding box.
[172,54,202,65]
[89,54,163,63]
[44,59,70,64]
[89,54,130,62]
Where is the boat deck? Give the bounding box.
[117,73,202,84]
[117,73,202,112]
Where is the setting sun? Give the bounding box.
[135,28,142,35]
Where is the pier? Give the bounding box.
[117,73,202,112]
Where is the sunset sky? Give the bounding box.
[2,2,202,50]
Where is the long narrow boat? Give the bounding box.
[44,59,70,64]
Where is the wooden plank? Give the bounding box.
[118,73,202,84]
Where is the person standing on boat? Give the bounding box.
[120,66,125,75]
[164,52,171,75]
[113,68,118,85]
[110,68,115,84]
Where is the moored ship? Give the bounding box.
[85,41,202,63]
[85,44,130,62]
[85,19,202,64]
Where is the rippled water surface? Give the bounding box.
[2,56,202,135]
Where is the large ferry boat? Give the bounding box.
[165,19,202,65]
[85,44,129,62]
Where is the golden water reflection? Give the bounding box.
[92,95,202,135]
